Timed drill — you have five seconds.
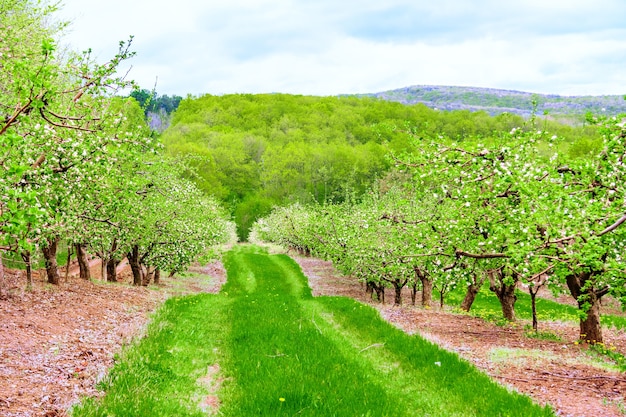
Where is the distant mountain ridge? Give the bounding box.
[364,85,626,117]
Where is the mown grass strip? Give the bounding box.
[71,293,227,417]
[315,296,554,416]
[218,245,555,416]
[220,248,404,416]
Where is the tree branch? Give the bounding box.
[597,213,626,236]
[455,250,508,259]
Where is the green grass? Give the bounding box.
[445,284,626,330]
[72,245,555,416]
[71,294,228,417]
[2,240,70,269]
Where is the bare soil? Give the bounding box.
[0,259,226,417]
[293,254,626,417]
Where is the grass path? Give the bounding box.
[71,245,555,416]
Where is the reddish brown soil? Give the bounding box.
[293,254,626,417]
[0,260,226,417]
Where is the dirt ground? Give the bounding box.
[1,253,625,417]
[0,260,226,417]
[293,254,626,417]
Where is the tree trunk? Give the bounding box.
[143,266,154,286]
[64,245,72,282]
[373,283,385,303]
[106,258,119,282]
[488,269,517,321]
[415,267,433,307]
[392,278,407,306]
[154,268,161,285]
[530,288,539,332]
[579,296,603,344]
[21,251,32,289]
[438,284,447,309]
[75,244,91,280]
[422,277,432,307]
[460,284,480,312]
[410,281,418,306]
[460,272,487,312]
[0,250,5,298]
[127,245,142,286]
[100,256,106,280]
[566,271,604,344]
[42,237,60,285]
[106,239,119,283]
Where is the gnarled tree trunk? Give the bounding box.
[390,278,407,306]
[127,245,142,286]
[566,271,607,344]
[21,251,32,289]
[106,258,121,282]
[106,239,120,283]
[143,266,155,286]
[414,267,432,307]
[460,272,488,312]
[410,281,418,306]
[75,244,91,280]
[42,237,60,285]
[488,269,517,321]
[460,284,480,312]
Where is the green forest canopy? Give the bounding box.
[160,93,601,240]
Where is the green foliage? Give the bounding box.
[585,343,626,372]
[164,93,581,239]
[130,89,183,115]
[0,1,235,283]
[254,110,626,344]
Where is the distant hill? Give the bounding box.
[363,85,626,117]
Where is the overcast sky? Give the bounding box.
[56,0,626,97]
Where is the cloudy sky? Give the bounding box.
[56,0,626,97]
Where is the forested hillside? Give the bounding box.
[161,93,601,239]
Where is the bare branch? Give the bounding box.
[455,250,508,259]
[39,108,96,133]
[597,213,626,236]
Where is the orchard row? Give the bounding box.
[253,114,626,344]
[0,1,235,287]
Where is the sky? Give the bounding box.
[55,0,626,97]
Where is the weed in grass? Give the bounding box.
[584,342,626,372]
[523,325,563,342]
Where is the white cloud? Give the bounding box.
[56,0,626,96]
